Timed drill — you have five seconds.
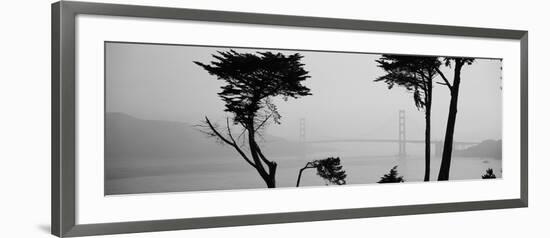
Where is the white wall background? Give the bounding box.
[0,0,545,237]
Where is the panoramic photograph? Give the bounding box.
[104,42,502,195]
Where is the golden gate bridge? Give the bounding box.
[298,110,479,157]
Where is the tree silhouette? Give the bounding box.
[194,50,311,188]
[296,157,347,187]
[375,55,441,181]
[482,168,497,179]
[378,166,405,183]
[435,57,475,181]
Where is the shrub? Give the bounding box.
[482,168,497,179]
[378,166,405,183]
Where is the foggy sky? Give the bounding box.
[105,42,502,144]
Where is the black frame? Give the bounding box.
[52,1,528,237]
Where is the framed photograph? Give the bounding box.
[52,1,528,237]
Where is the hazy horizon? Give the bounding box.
[104,42,502,194]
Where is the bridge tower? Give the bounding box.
[298,118,307,159]
[299,118,306,142]
[398,110,406,158]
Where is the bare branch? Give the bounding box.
[203,117,234,146]
[226,118,238,144]
[236,128,247,147]
[304,161,317,169]
[193,123,217,138]
[435,67,452,90]
[255,131,267,143]
[204,117,256,168]
[255,113,273,131]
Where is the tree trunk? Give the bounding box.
[296,167,307,187]
[437,64,463,181]
[424,91,431,182]
[247,124,277,188]
[255,140,277,188]
[266,165,276,188]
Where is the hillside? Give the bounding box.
[105,112,309,178]
[454,139,502,159]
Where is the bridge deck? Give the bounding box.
[304,139,478,145]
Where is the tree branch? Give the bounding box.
[225,118,241,146]
[204,116,256,168]
[236,129,247,147]
[435,67,452,90]
[296,162,317,187]
[203,117,234,146]
[255,113,273,131]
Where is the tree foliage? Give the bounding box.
[296,157,347,187]
[314,157,347,185]
[195,50,311,127]
[375,55,440,110]
[378,166,405,183]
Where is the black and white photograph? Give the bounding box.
[105,42,502,195]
